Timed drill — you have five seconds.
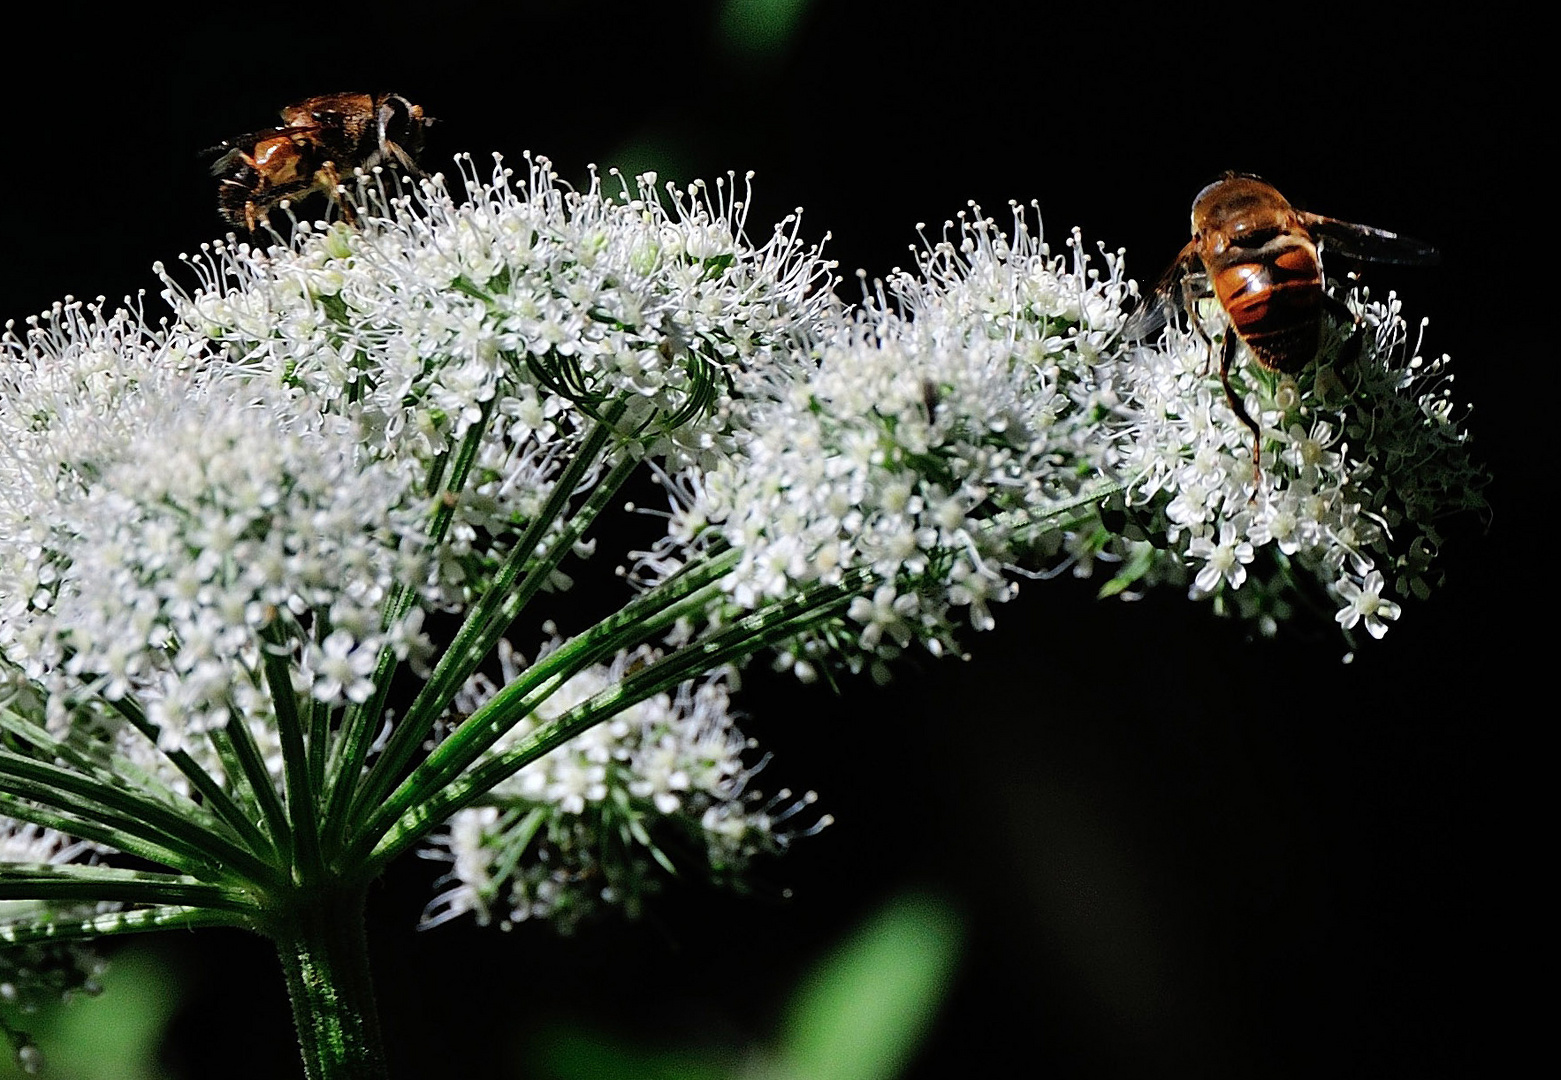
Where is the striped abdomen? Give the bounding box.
[1207,235,1322,374]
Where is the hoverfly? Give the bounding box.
[209,92,432,232]
[1125,172,1438,480]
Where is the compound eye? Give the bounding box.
[381,97,427,152]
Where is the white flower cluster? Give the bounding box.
[422,642,803,934]
[653,210,1129,678]
[1090,284,1484,639]
[0,157,841,961]
[0,303,429,760]
[163,155,838,604]
[654,202,1482,669]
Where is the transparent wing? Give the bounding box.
[1123,241,1198,343]
[1301,213,1440,265]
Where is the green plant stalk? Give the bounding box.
[339,445,641,848]
[0,876,253,912]
[209,721,289,862]
[102,686,240,822]
[0,707,181,810]
[0,752,278,886]
[463,446,645,671]
[308,695,330,798]
[0,719,220,841]
[269,884,385,1080]
[0,704,275,858]
[354,548,736,823]
[0,790,213,874]
[261,634,323,884]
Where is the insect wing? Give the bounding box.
[1300,213,1440,266]
[1123,240,1198,344]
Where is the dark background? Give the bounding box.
[1,4,1527,1077]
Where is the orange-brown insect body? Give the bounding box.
[210,91,432,232]
[1192,175,1323,374]
[1128,172,1438,482]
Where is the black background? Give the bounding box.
[1,5,1529,1077]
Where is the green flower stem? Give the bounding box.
[0,790,220,873]
[149,739,274,858]
[438,548,741,763]
[340,417,618,828]
[324,395,497,824]
[210,720,289,861]
[308,695,330,798]
[0,872,255,913]
[0,717,220,842]
[361,570,869,872]
[0,750,280,886]
[261,635,323,884]
[341,551,739,868]
[464,448,644,670]
[0,905,248,948]
[300,611,337,805]
[0,708,170,803]
[101,691,240,826]
[1000,475,1136,546]
[269,885,385,1080]
[343,413,630,835]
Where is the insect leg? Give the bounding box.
[1321,292,1367,366]
[313,160,358,225]
[1219,331,1263,486]
[1180,270,1215,375]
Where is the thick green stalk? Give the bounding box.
[271,885,386,1080]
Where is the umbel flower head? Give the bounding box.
[0,302,430,758]
[642,200,1485,678]
[0,149,1482,1058]
[0,153,844,1005]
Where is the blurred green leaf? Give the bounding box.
[717,0,816,59]
[0,945,181,1080]
[1097,542,1155,599]
[532,891,962,1080]
[772,893,962,1080]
